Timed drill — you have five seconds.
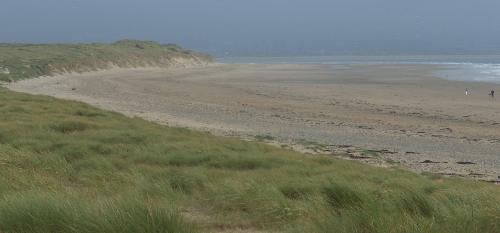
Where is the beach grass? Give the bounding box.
[0,88,498,232]
[0,40,212,82]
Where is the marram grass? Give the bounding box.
[0,88,498,232]
[0,40,212,82]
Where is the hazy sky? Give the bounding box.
[1,0,499,56]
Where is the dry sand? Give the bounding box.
[6,64,500,182]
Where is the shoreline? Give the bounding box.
[6,64,500,183]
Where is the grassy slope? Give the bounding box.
[0,89,499,233]
[0,40,213,82]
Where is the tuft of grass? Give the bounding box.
[280,184,315,200]
[49,121,91,133]
[166,172,205,194]
[74,109,105,117]
[209,156,276,170]
[398,190,434,217]
[167,154,212,167]
[323,181,364,210]
[0,192,197,233]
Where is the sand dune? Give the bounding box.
[7,64,500,182]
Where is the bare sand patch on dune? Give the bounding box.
[7,64,500,182]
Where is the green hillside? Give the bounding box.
[0,41,498,232]
[0,40,213,82]
[0,88,498,232]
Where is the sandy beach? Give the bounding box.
[7,64,500,182]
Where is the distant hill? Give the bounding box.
[0,40,214,82]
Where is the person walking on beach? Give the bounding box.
[490,90,495,98]
[465,88,469,96]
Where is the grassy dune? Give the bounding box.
[0,88,499,232]
[0,40,213,82]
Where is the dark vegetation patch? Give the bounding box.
[166,154,212,167]
[209,157,276,170]
[74,109,105,117]
[280,184,315,200]
[49,121,91,133]
[255,134,275,141]
[323,182,364,210]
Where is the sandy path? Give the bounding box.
[7,64,500,182]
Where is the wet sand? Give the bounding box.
[7,64,500,182]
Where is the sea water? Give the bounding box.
[218,55,500,84]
